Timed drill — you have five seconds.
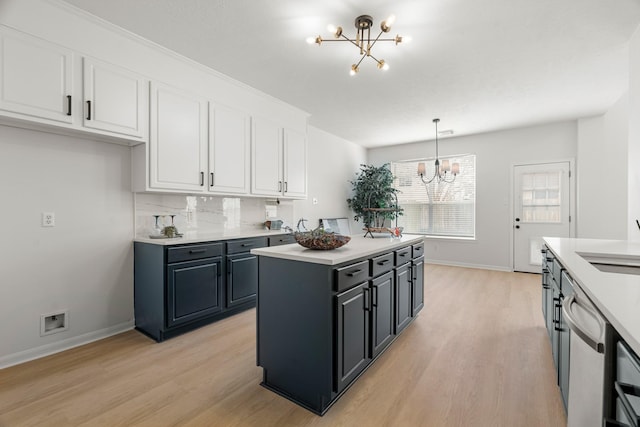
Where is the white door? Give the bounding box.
[0,28,74,124]
[251,116,282,196]
[283,128,307,198]
[149,82,208,192]
[83,57,147,139]
[513,162,571,273]
[209,103,250,194]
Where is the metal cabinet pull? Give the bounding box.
[241,243,254,247]
[86,100,92,120]
[278,181,282,192]
[66,95,72,116]
[347,269,363,277]
[210,172,214,187]
[377,260,390,265]
[284,181,288,192]
[372,286,378,307]
[363,287,370,311]
[200,172,204,186]
[189,249,206,254]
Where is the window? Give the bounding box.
[520,171,561,223]
[391,154,476,238]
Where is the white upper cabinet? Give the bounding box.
[252,116,284,197]
[0,26,149,144]
[0,27,74,124]
[82,57,147,139]
[209,104,250,194]
[252,116,307,199]
[149,82,208,192]
[283,128,307,199]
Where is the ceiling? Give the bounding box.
[61,0,640,148]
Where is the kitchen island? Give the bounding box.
[251,234,426,415]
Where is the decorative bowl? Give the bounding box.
[294,230,351,250]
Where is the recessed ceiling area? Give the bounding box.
[61,0,640,148]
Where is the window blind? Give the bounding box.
[391,155,476,238]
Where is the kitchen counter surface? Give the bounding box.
[251,234,425,266]
[544,237,640,355]
[134,229,291,245]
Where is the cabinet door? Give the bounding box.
[227,252,259,308]
[336,282,371,393]
[208,104,250,194]
[251,116,283,196]
[0,28,73,124]
[167,257,222,327]
[83,57,147,139]
[395,263,413,334]
[412,255,425,316]
[149,82,207,191]
[371,271,395,358]
[283,128,307,198]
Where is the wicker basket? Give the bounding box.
[294,231,351,250]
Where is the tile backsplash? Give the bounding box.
[134,193,294,237]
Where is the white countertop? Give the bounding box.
[251,234,425,266]
[134,229,290,245]
[544,237,640,355]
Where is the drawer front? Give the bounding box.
[227,237,268,254]
[269,234,296,246]
[335,260,369,292]
[167,242,224,263]
[552,258,563,285]
[395,246,412,266]
[371,252,394,277]
[412,242,425,259]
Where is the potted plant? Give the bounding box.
[346,163,401,228]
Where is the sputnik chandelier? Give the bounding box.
[307,14,405,75]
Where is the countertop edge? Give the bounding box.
[251,234,425,266]
[134,229,291,245]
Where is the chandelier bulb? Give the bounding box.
[350,64,359,76]
[381,14,396,32]
[377,60,389,71]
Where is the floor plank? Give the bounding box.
[0,264,566,427]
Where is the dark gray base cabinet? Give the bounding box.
[258,240,425,415]
[134,236,267,342]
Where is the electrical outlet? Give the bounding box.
[42,212,55,227]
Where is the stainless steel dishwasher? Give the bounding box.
[562,279,612,427]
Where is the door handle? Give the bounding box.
[515,225,520,229]
[515,218,520,222]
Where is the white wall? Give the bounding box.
[368,121,577,271]
[0,125,134,367]
[293,126,367,233]
[577,94,629,239]
[629,25,640,241]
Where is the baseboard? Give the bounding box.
[425,259,514,272]
[0,320,134,369]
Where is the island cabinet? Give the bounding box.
[255,236,425,415]
[134,236,267,342]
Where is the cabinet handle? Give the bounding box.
[241,243,254,247]
[278,181,282,192]
[189,249,206,254]
[399,252,408,257]
[363,287,370,311]
[372,286,378,307]
[284,181,288,192]
[347,269,363,277]
[210,172,214,187]
[377,260,390,265]
[86,100,92,120]
[66,95,72,116]
[200,172,204,186]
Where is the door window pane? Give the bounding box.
[521,171,561,223]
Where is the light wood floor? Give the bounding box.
[0,264,566,427]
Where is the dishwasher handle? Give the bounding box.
[562,294,606,353]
